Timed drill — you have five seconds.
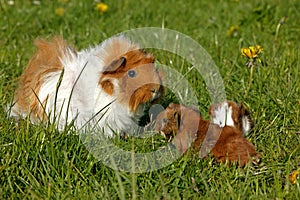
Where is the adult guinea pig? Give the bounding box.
[9,36,163,136]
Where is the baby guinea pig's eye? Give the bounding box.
[162,118,167,123]
[127,70,137,78]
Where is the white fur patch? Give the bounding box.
[225,106,234,127]
[212,102,235,128]
[242,116,251,136]
[212,102,228,127]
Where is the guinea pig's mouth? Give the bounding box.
[150,87,162,102]
[150,91,160,101]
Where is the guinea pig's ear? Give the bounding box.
[238,102,246,116]
[103,57,126,74]
[241,103,252,121]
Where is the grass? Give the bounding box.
[1,0,300,199]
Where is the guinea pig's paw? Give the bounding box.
[251,153,261,165]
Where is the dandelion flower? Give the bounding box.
[289,168,300,184]
[95,2,108,13]
[241,45,263,96]
[241,45,263,59]
[55,8,64,17]
[241,45,263,67]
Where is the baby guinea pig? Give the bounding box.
[155,103,259,166]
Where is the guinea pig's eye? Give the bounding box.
[127,70,137,78]
[162,118,167,123]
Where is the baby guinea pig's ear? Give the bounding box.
[238,102,246,116]
[103,57,127,74]
[238,102,252,117]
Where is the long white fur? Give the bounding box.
[11,36,146,137]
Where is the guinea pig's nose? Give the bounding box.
[151,88,158,93]
[150,89,160,101]
[151,88,161,98]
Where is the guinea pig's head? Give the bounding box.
[98,37,163,113]
[154,103,181,139]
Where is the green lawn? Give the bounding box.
[1,0,300,199]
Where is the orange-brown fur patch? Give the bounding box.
[100,80,114,96]
[155,103,259,166]
[210,126,258,166]
[13,37,75,121]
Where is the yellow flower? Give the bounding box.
[241,45,263,68]
[289,171,299,184]
[241,45,263,59]
[95,2,108,13]
[55,8,64,17]
[226,26,239,37]
[289,168,300,184]
[241,45,264,95]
